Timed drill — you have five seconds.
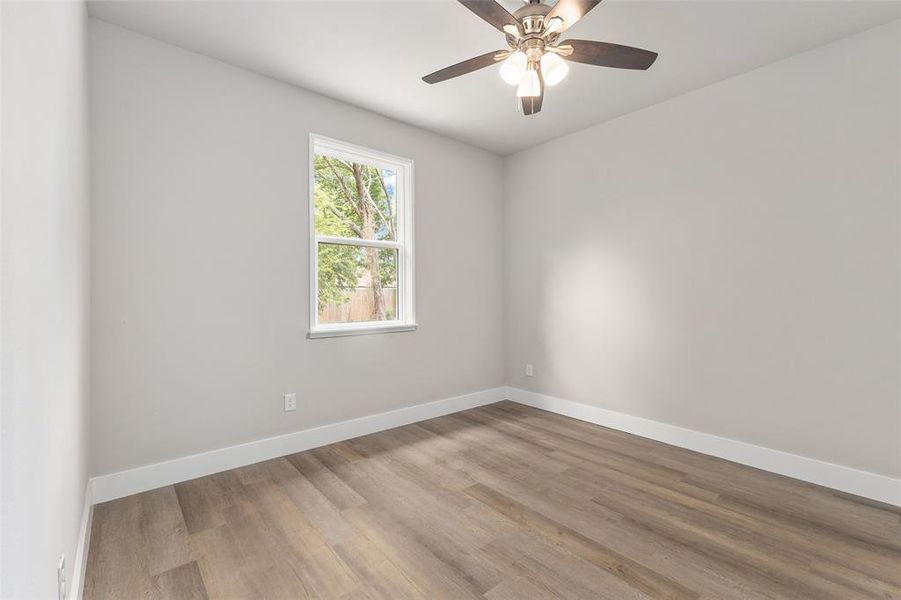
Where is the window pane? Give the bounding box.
[317,243,398,324]
[313,154,397,241]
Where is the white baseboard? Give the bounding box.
[89,385,899,507]
[69,481,94,600]
[507,387,900,507]
[91,387,507,503]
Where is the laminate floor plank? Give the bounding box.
[174,476,229,536]
[481,531,653,600]
[279,473,359,546]
[332,536,425,600]
[341,503,486,599]
[85,402,901,599]
[241,480,361,598]
[141,486,192,576]
[84,495,153,599]
[558,461,901,586]
[187,525,261,599]
[151,561,209,600]
[478,475,788,600]
[465,482,700,600]
[589,485,888,600]
[284,451,367,511]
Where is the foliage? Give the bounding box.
[314,155,397,320]
[316,243,364,307]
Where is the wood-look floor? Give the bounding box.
[84,401,901,599]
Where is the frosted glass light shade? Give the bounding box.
[540,52,569,86]
[516,68,541,97]
[500,52,527,85]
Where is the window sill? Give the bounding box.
[308,323,418,339]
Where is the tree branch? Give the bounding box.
[357,166,393,240]
[367,192,394,239]
[336,159,357,176]
[377,172,395,238]
[323,157,363,220]
[325,203,363,237]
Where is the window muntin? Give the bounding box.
[309,135,414,337]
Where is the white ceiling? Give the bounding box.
[87,0,900,155]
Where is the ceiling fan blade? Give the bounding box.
[545,0,604,32]
[520,90,543,116]
[563,39,658,70]
[458,0,518,33]
[422,50,506,84]
[520,70,544,116]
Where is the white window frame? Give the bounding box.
[308,134,416,339]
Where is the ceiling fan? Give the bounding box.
[422,0,658,116]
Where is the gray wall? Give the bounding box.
[89,20,505,476]
[504,21,900,478]
[1,2,91,597]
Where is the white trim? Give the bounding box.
[308,134,415,339]
[316,235,401,250]
[311,134,414,173]
[69,481,94,600]
[507,387,901,506]
[90,387,506,503]
[308,322,418,339]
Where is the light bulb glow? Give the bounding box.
[540,52,569,86]
[516,67,541,97]
[499,51,527,85]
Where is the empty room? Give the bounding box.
[1,0,899,598]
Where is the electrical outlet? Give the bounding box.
[57,554,66,600]
[284,392,297,412]
[525,364,534,377]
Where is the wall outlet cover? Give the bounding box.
[284,392,297,412]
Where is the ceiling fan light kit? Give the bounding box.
[500,51,528,84]
[516,65,542,97]
[422,0,659,116]
[540,52,569,86]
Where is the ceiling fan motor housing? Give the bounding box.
[512,2,551,35]
[508,2,562,55]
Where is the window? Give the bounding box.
[309,134,415,338]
